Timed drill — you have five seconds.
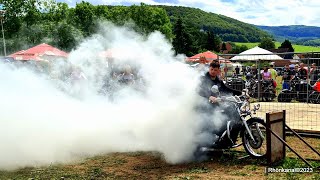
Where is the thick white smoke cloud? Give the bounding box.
[0,22,226,170]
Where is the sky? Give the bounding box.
[57,0,320,27]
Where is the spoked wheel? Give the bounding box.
[242,118,267,159]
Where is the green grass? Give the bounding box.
[0,150,319,179]
[234,42,320,53]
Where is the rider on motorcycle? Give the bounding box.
[197,60,242,148]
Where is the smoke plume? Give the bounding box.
[0,22,226,170]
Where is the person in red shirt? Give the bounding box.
[313,78,320,92]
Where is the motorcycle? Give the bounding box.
[278,76,313,103]
[196,85,267,159]
[244,74,276,101]
[245,77,258,98]
[226,77,246,92]
[261,80,276,102]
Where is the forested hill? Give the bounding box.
[257,25,320,46]
[156,5,271,42]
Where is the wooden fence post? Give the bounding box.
[266,110,286,165]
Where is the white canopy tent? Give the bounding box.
[231,46,283,61]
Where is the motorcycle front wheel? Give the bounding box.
[242,118,267,159]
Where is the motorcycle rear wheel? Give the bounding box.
[242,118,267,159]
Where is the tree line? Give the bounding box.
[0,0,283,57]
[1,1,175,54]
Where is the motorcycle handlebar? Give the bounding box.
[214,95,243,103]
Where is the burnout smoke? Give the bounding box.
[0,22,226,170]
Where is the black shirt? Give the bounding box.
[282,69,293,81]
[198,72,242,99]
[311,68,320,81]
[235,67,240,74]
[298,68,308,80]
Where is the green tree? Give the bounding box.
[95,5,109,19]
[279,39,294,59]
[19,23,46,44]
[158,5,271,43]
[129,3,173,39]
[1,0,26,37]
[205,31,221,52]
[42,2,69,22]
[23,0,41,26]
[52,21,83,51]
[205,31,215,51]
[73,1,96,36]
[172,17,193,56]
[229,44,248,54]
[107,6,130,26]
[221,42,227,52]
[258,37,275,50]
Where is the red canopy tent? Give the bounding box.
[9,43,68,61]
[186,51,230,64]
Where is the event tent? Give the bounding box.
[186,51,230,64]
[9,43,68,61]
[230,46,283,61]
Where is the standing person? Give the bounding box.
[269,64,278,81]
[235,65,240,76]
[292,64,300,80]
[298,63,308,80]
[292,64,305,92]
[268,64,278,90]
[251,64,258,78]
[241,66,247,77]
[261,66,271,80]
[310,63,320,85]
[282,64,293,90]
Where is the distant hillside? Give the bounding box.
[256,25,320,46]
[156,5,271,42]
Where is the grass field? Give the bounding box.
[235,42,320,53]
[0,137,319,179]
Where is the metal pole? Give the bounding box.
[257,59,260,101]
[0,18,6,56]
[285,124,320,157]
[267,127,313,168]
[307,54,310,103]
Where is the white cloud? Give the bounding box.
[57,0,320,26]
